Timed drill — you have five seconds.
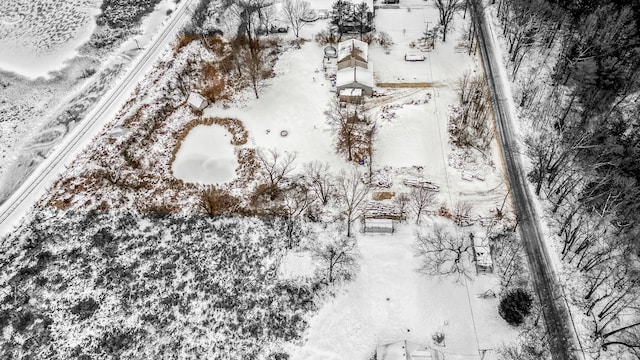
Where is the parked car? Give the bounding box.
[404,50,425,61]
[317,9,330,19]
[300,10,318,22]
[270,24,289,33]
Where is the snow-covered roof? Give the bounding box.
[339,88,363,97]
[187,92,208,110]
[336,63,375,88]
[474,246,493,267]
[376,340,442,360]
[337,38,369,63]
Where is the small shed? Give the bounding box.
[187,92,208,111]
[339,88,363,104]
[337,38,369,69]
[376,340,444,360]
[473,245,493,274]
[336,64,374,96]
[363,218,394,234]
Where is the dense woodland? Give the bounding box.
[495,0,640,356]
[0,213,315,359]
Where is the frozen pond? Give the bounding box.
[172,125,238,185]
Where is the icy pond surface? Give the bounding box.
[172,125,238,184]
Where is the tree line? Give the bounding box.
[494,0,640,356]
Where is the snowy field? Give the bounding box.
[0,0,101,78]
[285,221,517,360]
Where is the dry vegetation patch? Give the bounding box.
[41,37,289,214]
[372,191,395,200]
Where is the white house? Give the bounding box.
[336,63,374,96]
[337,38,369,70]
[187,92,208,111]
[339,88,363,104]
[376,340,444,360]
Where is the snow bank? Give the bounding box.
[279,251,316,280]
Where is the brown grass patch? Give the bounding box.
[235,148,259,184]
[175,34,199,52]
[372,191,395,201]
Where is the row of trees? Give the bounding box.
[495,0,640,355]
[331,0,373,39]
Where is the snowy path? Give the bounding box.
[0,0,195,237]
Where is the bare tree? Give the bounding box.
[282,183,316,246]
[256,148,297,189]
[281,0,313,37]
[335,168,370,237]
[303,161,334,205]
[325,99,371,162]
[414,225,475,280]
[235,0,274,40]
[452,200,472,225]
[233,36,269,99]
[449,73,493,151]
[308,224,359,283]
[433,0,462,42]
[364,121,377,183]
[393,192,410,221]
[409,187,436,224]
[326,99,358,162]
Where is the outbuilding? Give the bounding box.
[339,88,364,104]
[473,245,493,274]
[336,64,374,96]
[187,92,208,111]
[363,218,394,234]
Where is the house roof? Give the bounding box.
[337,38,369,63]
[336,63,374,89]
[187,92,207,109]
[339,88,363,97]
[376,340,442,360]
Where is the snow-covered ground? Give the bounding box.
[0,0,101,79]
[172,124,239,184]
[286,222,517,360]
[1,0,521,357]
[0,0,179,205]
[0,0,193,236]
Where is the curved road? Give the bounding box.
[471,1,579,359]
[0,0,194,236]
